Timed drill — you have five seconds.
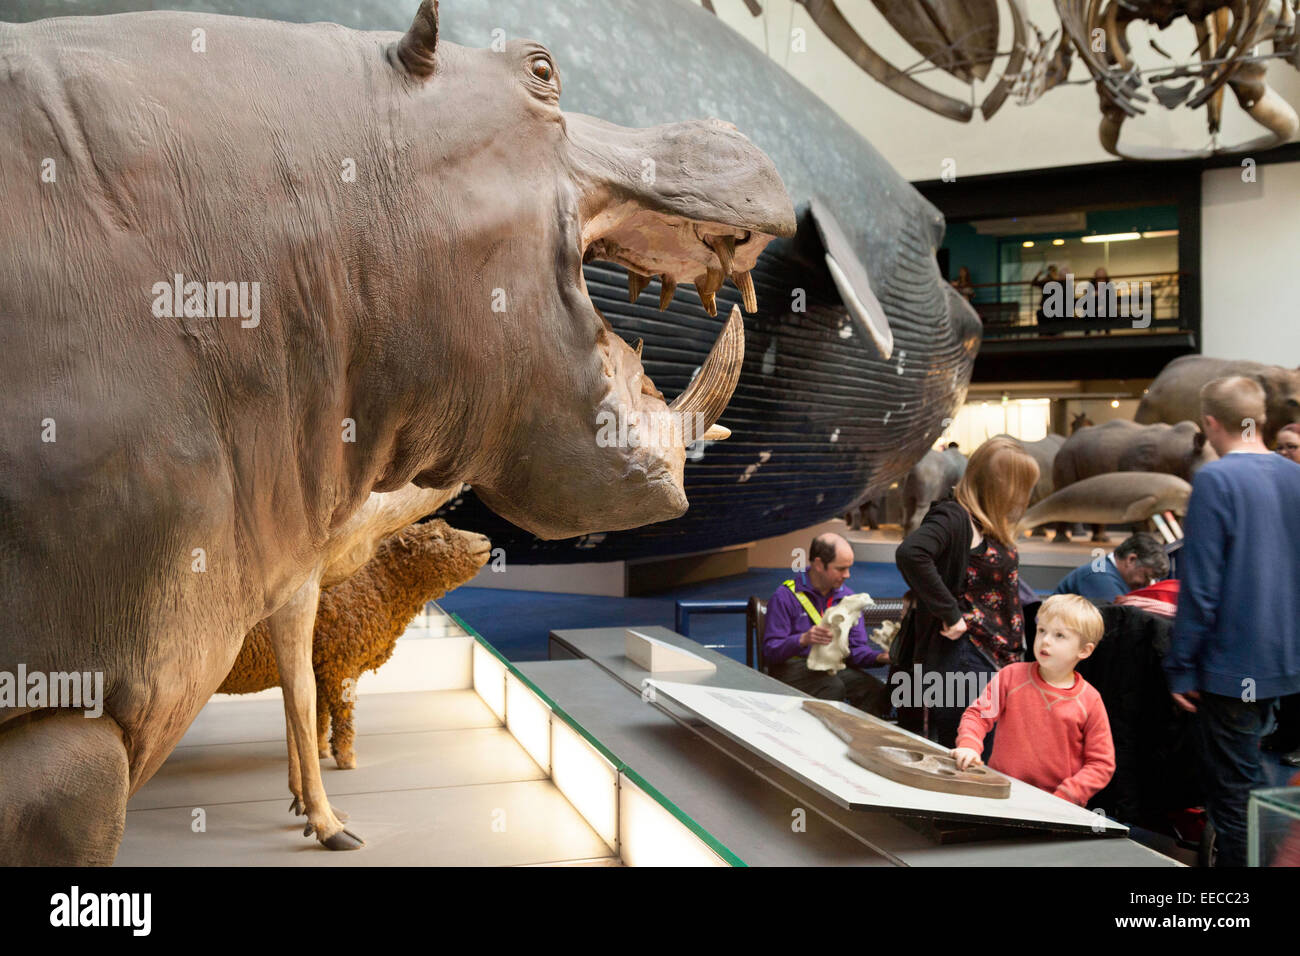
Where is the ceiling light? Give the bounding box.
[1022,240,1035,248]
[1111,400,1120,408]
[1141,229,1179,239]
[1052,238,1065,246]
[1081,232,1141,243]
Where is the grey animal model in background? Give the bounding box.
[1137,356,1300,446]
[1019,473,1192,534]
[807,593,877,675]
[1051,420,1216,541]
[902,447,967,535]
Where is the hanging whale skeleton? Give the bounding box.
[703,0,1300,160]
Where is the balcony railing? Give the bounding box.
[956,271,1189,340]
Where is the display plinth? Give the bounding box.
[644,680,1128,834]
[625,629,717,674]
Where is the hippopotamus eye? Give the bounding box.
[530,58,553,82]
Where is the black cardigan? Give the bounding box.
[893,498,973,671]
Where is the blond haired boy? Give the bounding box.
[952,594,1116,806]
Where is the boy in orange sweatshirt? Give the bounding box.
[952,593,1115,806]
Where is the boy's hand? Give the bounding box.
[951,747,983,771]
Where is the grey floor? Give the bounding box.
[115,663,616,866]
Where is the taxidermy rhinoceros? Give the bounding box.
[0,0,795,863]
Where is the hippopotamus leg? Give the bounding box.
[1091,524,1111,543]
[1052,522,1072,543]
[0,711,130,865]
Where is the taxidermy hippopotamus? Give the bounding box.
[0,0,794,863]
[6,0,984,565]
[1136,355,1300,446]
[902,447,967,535]
[1051,420,1217,541]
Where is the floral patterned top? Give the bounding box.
[959,535,1025,669]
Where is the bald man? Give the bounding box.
[764,533,890,715]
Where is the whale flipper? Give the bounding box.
[810,196,894,360]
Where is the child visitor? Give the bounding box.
[951,594,1115,806]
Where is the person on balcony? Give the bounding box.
[1031,264,1062,332]
[951,265,976,303]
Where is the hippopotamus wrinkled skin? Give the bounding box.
[1136,355,1300,446]
[0,1,794,863]
[902,447,967,535]
[1051,420,1217,541]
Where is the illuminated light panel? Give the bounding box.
[506,671,551,773]
[1081,232,1140,243]
[1052,238,1065,246]
[1142,229,1179,239]
[472,643,506,723]
[618,772,729,867]
[1021,240,1035,248]
[551,719,618,852]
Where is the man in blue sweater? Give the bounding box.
[1165,376,1300,866]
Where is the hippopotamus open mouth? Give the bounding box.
[383,4,797,538]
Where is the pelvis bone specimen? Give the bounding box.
[807,592,877,674]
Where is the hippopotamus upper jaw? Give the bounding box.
[565,111,796,313]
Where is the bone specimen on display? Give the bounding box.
[807,592,877,674]
[803,701,1011,799]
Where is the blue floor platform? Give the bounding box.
[437,563,907,663]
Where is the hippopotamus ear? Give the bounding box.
[1193,430,1207,451]
[394,0,439,80]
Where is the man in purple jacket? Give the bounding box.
[764,533,890,715]
[1165,376,1300,867]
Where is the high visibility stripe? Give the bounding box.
[782,578,831,625]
